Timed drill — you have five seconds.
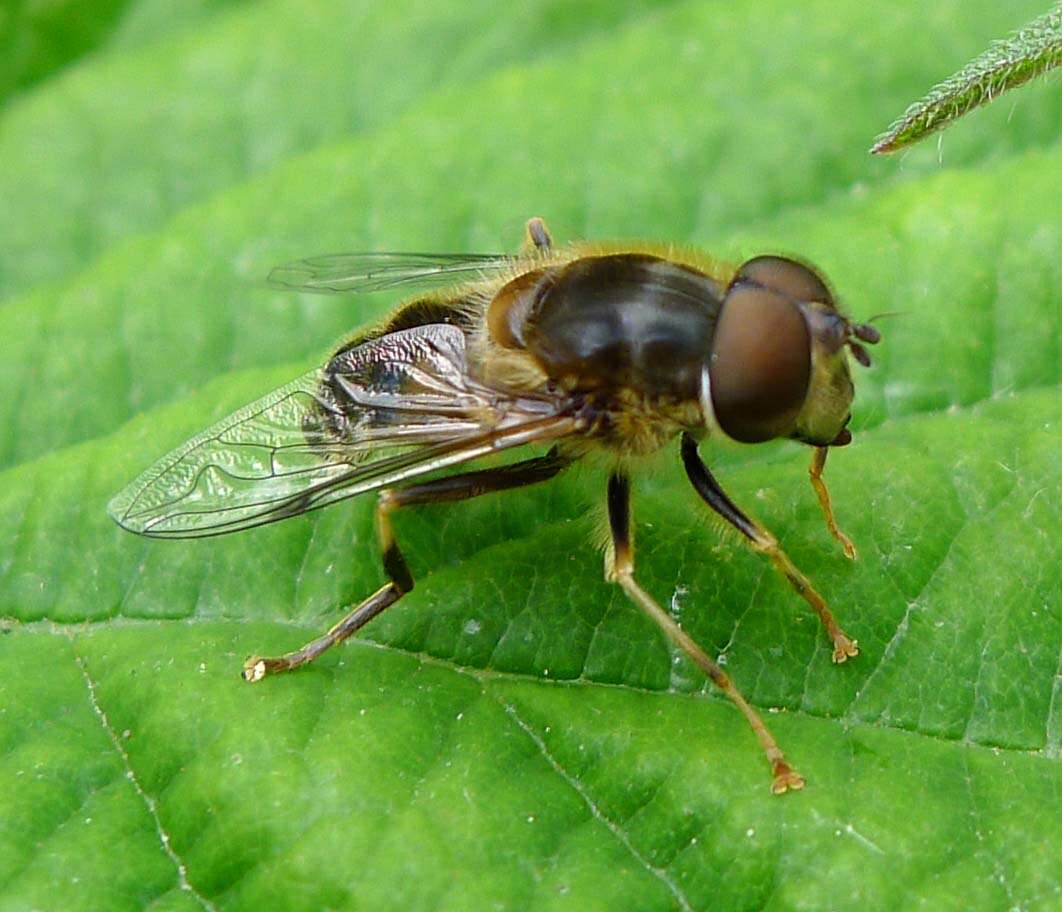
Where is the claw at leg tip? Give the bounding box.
[771,762,806,794]
[831,638,859,663]
[242,657,267,683]
[829,526,857,560]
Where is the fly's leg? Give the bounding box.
[243,449,571,682]
[523,216,553,252]
[680,433,859,663]
[605,471,804,794]
[809,447,856,560]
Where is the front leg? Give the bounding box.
[680,433,858,663]
[808,446,857,559]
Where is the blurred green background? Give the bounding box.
[0,2,1058,910]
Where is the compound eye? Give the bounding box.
[708,285,811,443]
[732,255,833,306]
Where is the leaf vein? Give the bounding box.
[69,637,219,912]
[494,693,694,912]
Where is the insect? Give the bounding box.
[109,217,880,793]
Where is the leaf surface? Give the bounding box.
[0,2,1059,910]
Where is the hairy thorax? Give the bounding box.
[481,252,724,457]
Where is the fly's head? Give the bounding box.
[702,255,880,448]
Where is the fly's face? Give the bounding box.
[705,255,879,448]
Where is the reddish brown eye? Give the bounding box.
[732,255,833,306]
[708,285,811,443]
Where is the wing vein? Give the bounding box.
[108,324,579,539]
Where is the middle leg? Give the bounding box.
[604,471,804,794]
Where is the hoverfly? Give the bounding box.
[109,218,880,793]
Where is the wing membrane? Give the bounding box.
[267,251,516,295]
[109,324,572,538]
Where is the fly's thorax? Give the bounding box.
[589,391,705,455]
[487,253,724,404]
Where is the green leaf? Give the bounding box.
[0,0,251,108]
[0,2,1059,911]
[0,0,128,102]
[872,3,1062,154]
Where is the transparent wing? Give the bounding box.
[267,251,517,295]
[108,324,573,538]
